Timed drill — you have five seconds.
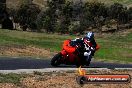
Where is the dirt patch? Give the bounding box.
[0,83,17,88]
[119,51,132,59]
[0,44,52,58]
[20,70,132,88]
[122,54,132,58]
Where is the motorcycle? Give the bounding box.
[51,39,99,67]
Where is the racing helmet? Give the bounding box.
[83,32,94,46]
[85,32,94,39]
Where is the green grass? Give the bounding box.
[95,33,132,63]
[0,29,131,63]
[0,73,24,85]
[0,29,76,51]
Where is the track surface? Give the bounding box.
[0,57,131,70]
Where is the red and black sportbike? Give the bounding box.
[51,39,100,67]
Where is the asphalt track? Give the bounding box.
[0,57,131,70]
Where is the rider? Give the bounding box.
[84,32,97,56]
[70,32,97,63]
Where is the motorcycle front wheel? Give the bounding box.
[51,53,62,67]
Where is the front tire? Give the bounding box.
[51,53,62,67]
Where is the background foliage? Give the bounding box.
[6,0,132,34]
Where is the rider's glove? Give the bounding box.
[91,47,95,51]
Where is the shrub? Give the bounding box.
[16,4,41,31]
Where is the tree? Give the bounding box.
[37,0,57,33]
[81,2,94,29]
[83,2,107,32]
[0,1,7,23]
[16,4,40,31]
[118,9,128,24]
[37,10,56,32]
[108,3,125,20]
[108,3,127,31]
[2,17,13,30]
[57,1,73,33]
[39,0,72,33]
[127,7,132,21]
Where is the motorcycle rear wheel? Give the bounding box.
[51,53,62,67]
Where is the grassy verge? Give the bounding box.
[0,29,131,63]
[0,73,25,85]
[0,29,75,52]
[95,33,132,63]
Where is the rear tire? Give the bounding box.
[51,53,62,67]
